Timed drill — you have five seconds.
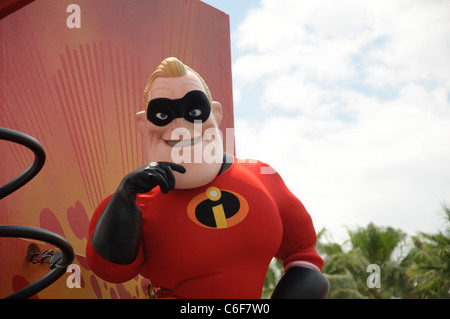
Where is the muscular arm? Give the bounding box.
[247,161,329,298]
[90,184,143,264]
[86,162,185,282]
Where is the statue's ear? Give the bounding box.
[212,101,222,126]
[135,111,147,134]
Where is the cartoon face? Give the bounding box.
[136,64,224,189]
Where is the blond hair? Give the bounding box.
[142,57,212,110]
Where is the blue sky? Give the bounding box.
[202,0,264,119]
[201,0,260,51]
[202,0,450,242]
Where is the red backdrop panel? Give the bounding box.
[0,0,233,298]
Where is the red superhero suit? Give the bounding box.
[87,158,323,299]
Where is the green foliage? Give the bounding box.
[317,224,414,299]
[262,258,283,299]
[262,203,450,299]
[405,205,450,298]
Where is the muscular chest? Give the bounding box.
[138,173,283,284]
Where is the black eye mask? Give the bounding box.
[147,90,211,126]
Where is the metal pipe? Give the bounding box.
[0,226,75,299]
[1,128,74,299]
[0,128,46,199]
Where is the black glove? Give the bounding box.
[121,162,186,198]
[271,266,330,299]
[91,162,186,265]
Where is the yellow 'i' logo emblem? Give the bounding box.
[187,186,249,230]
[206,187,227,229]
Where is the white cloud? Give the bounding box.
[235,86,450,240]
[232,0,450,240]
[364,1,450,89]
[234,0,450,93]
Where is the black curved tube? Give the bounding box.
[1,127,75,298]
[0,128,46,199]
[0,226,75,299]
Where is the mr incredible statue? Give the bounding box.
[86,57,329,299]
